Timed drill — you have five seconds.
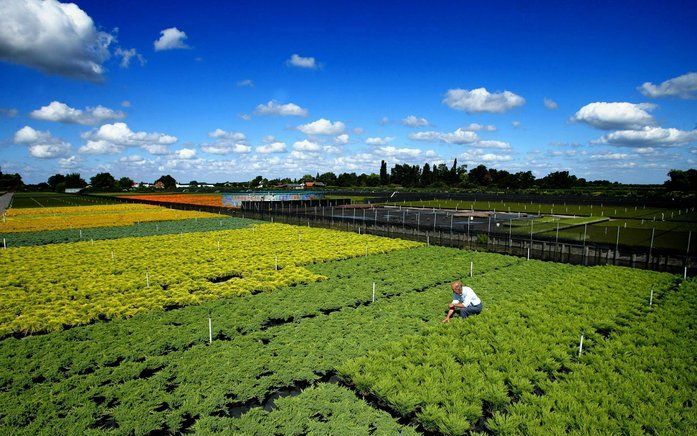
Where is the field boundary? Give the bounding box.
[94,194,695,276]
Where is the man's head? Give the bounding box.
[451,280,463,294]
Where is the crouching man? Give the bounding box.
[442,280,482,323]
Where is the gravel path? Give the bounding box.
[0,192,13,215]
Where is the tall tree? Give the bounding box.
[379,160,389,185]
[0,169,23,191]
[64,173,87,189]
[665,169,697,191]
[47,174,66,191]
[90,172,116,191]
[155,175,177,189]
[421,163,432,187]
[118,177,135,190]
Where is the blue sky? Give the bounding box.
[1,0,696,184]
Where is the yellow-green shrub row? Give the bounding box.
[1,203,217,233]
[0,223,421,336]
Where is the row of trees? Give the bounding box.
[3,165,696,193]
[276,160,604,190]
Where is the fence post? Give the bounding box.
[648,228,655,268]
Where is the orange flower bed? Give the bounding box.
[125,194,225,207]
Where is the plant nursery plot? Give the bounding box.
[1,203,217,233]
[506,216,608,235]
[0,216,258,247]
[0,243,689,435]
[122,193,225,207]
[339,266,677,434]
[8,193,119,209]
[0,247,523,434]
[0,223,419,336]
[540,222,692,251]
[393,198,693,220]
[489,278,697,435]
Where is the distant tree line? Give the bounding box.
[4,164,697,193]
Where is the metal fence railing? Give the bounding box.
[104,195,694,276]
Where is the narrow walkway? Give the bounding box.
[0,192,13,215]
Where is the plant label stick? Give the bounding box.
[275,254,278,270]
[684,267,688,280]
[578,334,584,357]
[470,261,473,277]
[372,282,376,302]
[111,250,114,260]
[208,316,213,344]
[649,289,653,306]
[146,270,150,287]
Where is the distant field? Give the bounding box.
[390,198,694,221]
[10,192,118,208]
[1,203,216,233]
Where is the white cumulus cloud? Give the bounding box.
[30,101,125,125]
[334,134,349,145]
[378,146,422,158]
[443,87,525,113]
[175,148,196,159]
[114,47,145,68]
[154,27,188,51]
[366,136,394,145]
[293,139,321,151]
[572,102,656,130]
[639,72,697,99]
[254,100,308,117]
[80,122,177,155]
[401,115,429,127]
[544,98,559,110]
[410,128,479,145]
[287,54,317,69]
[0,0,114,81]
[256,142,287,154]
[14,125,71,158]
[594,126,697,147]
[297,118,345,135]
[465,123,497,132]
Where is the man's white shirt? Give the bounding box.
[453,286,481,307]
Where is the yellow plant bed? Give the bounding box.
[1,203,217,233]
[0,223,421,335]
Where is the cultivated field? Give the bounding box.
[0,198,694,434]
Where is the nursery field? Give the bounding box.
[391,198,695,220]
[121,193,225,208]
[8,192,118,209]
[0,223,417,336]
[1,219,694,435]
[0,203,217,233]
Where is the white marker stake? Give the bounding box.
[578,334,584,357]
[649,289,653,306]
[372,282,376,302]
[208,316,213,344]
[527,247,530,260]
[79,229,82,239]
[275,254,278,271]
[684,267,688,280]
[470,261,473,278]
[146,270,150,287]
